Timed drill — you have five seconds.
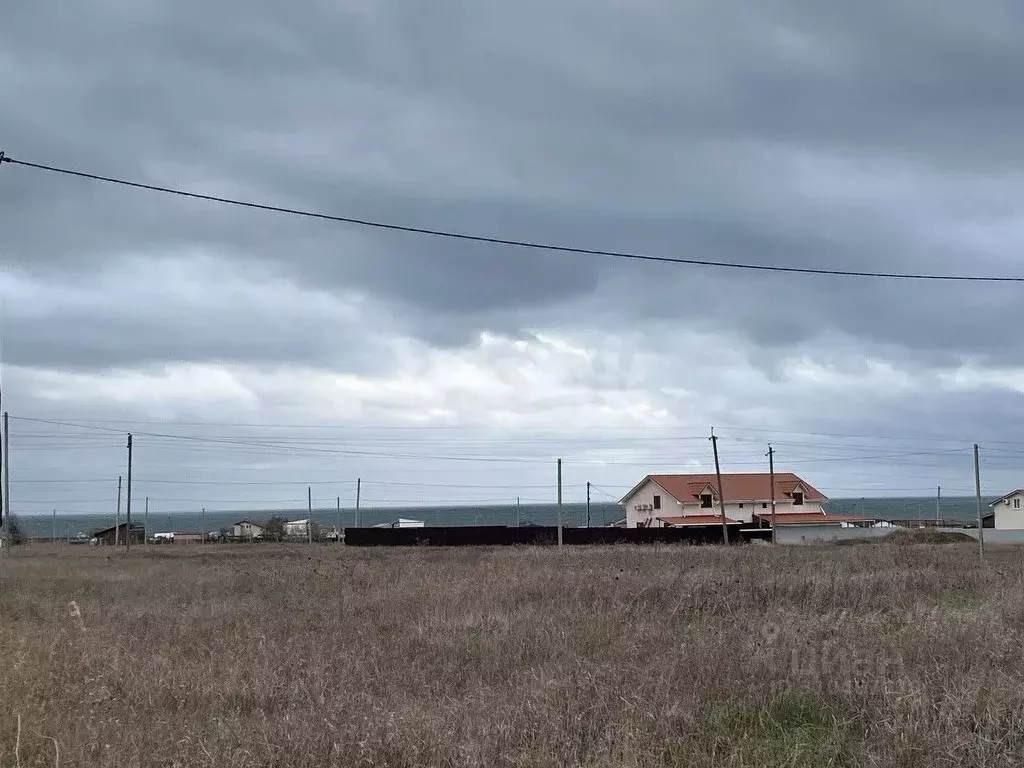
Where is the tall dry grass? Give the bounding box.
[0,540,1022,766]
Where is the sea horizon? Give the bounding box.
[8,496,995,539]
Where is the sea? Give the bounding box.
[10,496,991,540]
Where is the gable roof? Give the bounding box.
[620,473,827,506]
[989,490,1024,507]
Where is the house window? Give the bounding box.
[762,503,768,509]
[738,503,744,509]
[1015,498,1021,509]
[700,494,713,508]
[653,495,661,510]
[793,492,804,506]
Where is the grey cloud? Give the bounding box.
[5,0,1024,375]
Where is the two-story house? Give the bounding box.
[619,472,834,528]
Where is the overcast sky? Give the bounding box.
[4,1,1024,517]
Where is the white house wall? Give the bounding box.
[623,478,824,528]
[994,493,1024,530]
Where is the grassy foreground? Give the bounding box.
[0,541,1022,767]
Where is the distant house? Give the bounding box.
[232,520,264,539]
[987,490,1024,529]
[392,518,424,528]
[285,519,311,537]
[91,523,145,546]
[172,532,205,544]
[619,472,848,528]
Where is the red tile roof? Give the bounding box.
[657,515,740,526]
[642,473,827,504]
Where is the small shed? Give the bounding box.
[91,523,145,546]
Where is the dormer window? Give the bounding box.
[793,492,804,506]
[700,493,713,508]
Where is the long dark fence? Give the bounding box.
[343,524,771,547]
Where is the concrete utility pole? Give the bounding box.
[201,507,206,544]
[974,444,984,563]
[557,458,563,548]
[355,478,361,527]
[52,509,56,545]
[0,405,6,535]
[710,428,729,545]
[2,410,9,549]
[115,475,122,546]
[337,496,341,543]
[516,496,521,528]
[125,434,133,553]
[767,444,777,545]
[144,497,149,545]
[586,482,591,528]
[936,485,941,525]
[307,486,313,544]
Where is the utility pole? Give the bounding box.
[974,444,984,563]
[144,496,149,545]
[516,496,521,528]
[710,428,729,545]
[201,507,206,544]
[936,485,941,525]
[557,458,563,548]
[586,482,591,528]
[307,486,313,544]
[2,410,9,549]
[52,509,56,545]
[115,475,122,546]
[767,444,776,545]
[355,478,361,527]
[0,405,6,538]
[125,434,133,553]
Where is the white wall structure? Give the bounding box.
[989,490,1024,530]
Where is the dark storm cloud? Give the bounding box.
[3,0,1024,371]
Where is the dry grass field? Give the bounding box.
[1,538,1023,767]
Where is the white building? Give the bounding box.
[232,520,264,539]
[392,518,424,528]
[619,472,849,528]
[987,490,1024,529]
[285,519,311,537]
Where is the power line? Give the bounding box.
[3,153,1024,283]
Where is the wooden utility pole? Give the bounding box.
[307,486,313,543]
[974,444,984,563]
[115,475,122,546]
[516,496,521,528]
[336,496,341,543]
[52,509,56,545]
[125,434,133,553]
[355,478,361,527]
[710,428,729,545]
[557,459,563,548]
[936,485,941,525]
[586,482,592,528]
[201,507,206,544]
[144,497,149,545]
[767,444,776,545]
